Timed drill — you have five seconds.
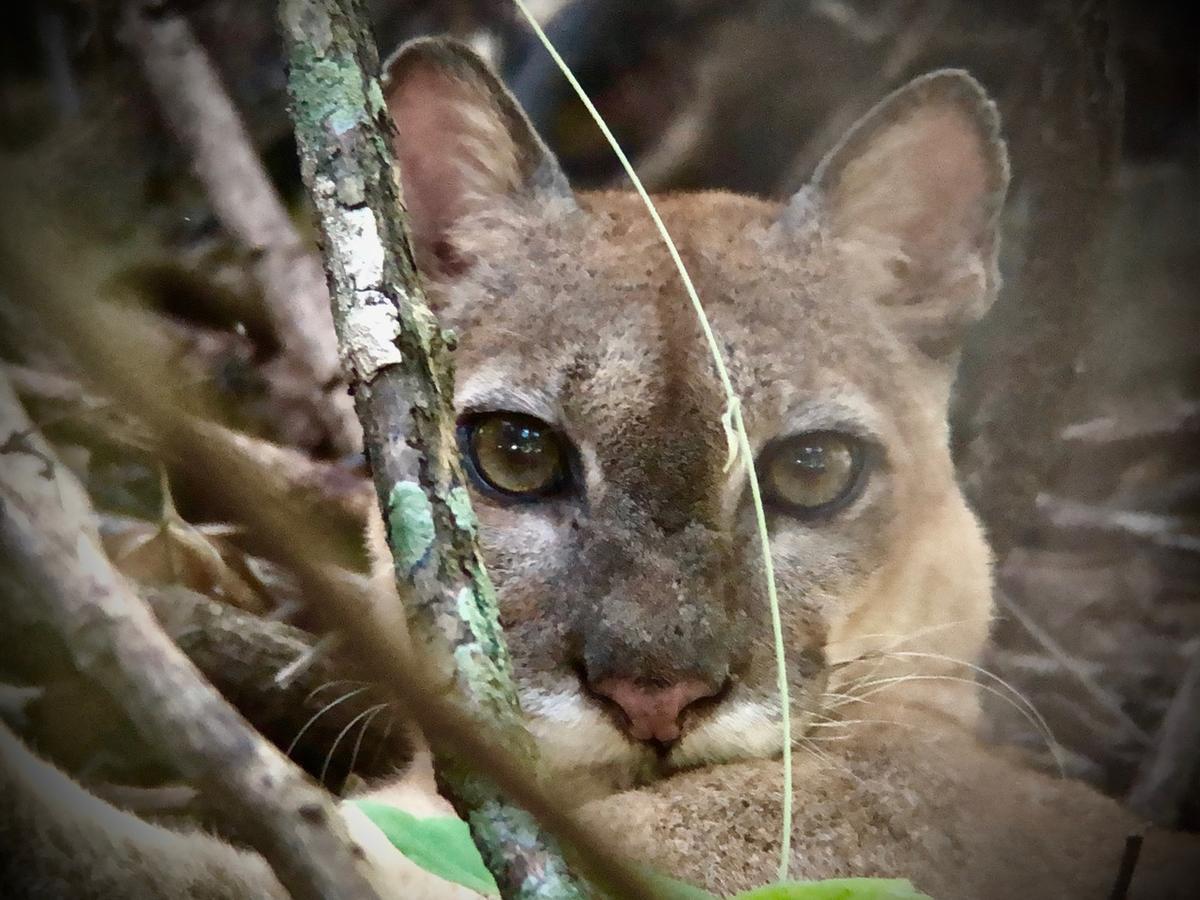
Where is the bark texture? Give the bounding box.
[277,1,589,895]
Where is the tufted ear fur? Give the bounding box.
[789,70,1009,360]
[383,37,575,277]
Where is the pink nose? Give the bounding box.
[590,678,720,743]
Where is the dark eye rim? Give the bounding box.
[456,411,574,502]
[757,430,872,519]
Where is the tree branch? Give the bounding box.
[145,585,410,786]
[121,0,361,455]
[276,1,593,895]
[1036,494,1200,554]
[0,375,383,900]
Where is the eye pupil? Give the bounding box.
[762,431,863,514]
[465,413,566,497]
[792,443,828,470]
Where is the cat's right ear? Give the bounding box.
[785,70,1009,361]
[383,37,574,277]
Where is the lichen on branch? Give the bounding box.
[277,0,587,895]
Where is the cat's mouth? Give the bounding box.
[520,671,827,788]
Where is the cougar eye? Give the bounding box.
[460,413,567,499]
[760,431,866,516]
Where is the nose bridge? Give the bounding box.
[576,514,737,685]
[596,373,726,537]
[601,444,718,535]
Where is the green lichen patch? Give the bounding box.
[446,486,477,537]
[387,481,435,574]
[289,50,369,136]
[468,802,587,900]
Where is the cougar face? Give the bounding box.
[384,39,1008,787]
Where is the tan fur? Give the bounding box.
[375,48,1009,793]
[583,727,1199,898]
[8,37,1196,899]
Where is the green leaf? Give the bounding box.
[351,800,500,897]
[642,871,721,899]
[642,872,929,900]
[732,878,932,900]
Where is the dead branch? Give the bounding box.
[145,585,409,785]
[1127,642,1200,826]
[187,419,373,533]
[1062,401,1200,445]
[278,1,595,895]
[0,376,382,900]
[1037,494,1200,554]
[6,360,373,538]
[121,0,360,455]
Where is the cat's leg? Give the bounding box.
[0,721,485,899]
[0,719,288,900]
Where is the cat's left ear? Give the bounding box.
[786,70,1009,359]
[382,37,574,277]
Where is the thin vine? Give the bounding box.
[510,0,794,880]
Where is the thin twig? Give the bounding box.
[121,0,360,455]
[1061,401,1200,444]
[1106,832,1144,900]
[1036,494,1200,554]
[993,590,1152,745]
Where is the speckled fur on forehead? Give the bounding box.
[433,188,945,481]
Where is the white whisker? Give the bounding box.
[845,673,1065,776]
[303,679,367,705]
[322,703,389,787]
[286,687,370,759]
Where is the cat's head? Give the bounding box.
[383,38,1008,787]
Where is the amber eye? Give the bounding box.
[462,413,567,498]
[761,431,865,515]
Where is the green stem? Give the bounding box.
[511,0,794,880]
